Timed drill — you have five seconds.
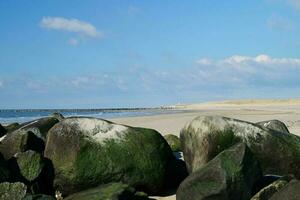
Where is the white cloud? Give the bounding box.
[68,38,79,46]
[214,54,300,66]
[196,58,211,65]
[194,54,300,85]
[40,17,103,38]
[0,80,3,88]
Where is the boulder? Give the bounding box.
[0,124,6,137]
[0,130,44,160]
[23,194,56,200]
[4,122,20,133]
[269,179,300,200]
[64,182,148,200]
[164,134,181,152]
[251,176,292,200]
[180,115,300,177]
[256,120,289,134]
[50,113,64,121]
[44,117,174,195]
[252,175,283,195]
[0,117,59,159]
[19,117,59,141]
[0,182,27,200]
[177,143,262,200]
[14,150,44,182]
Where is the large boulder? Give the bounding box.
[177,143,262,200]
[164,134,181,152]
[0,124,6,137]
[269,179,300,200]
[0,182,27,200]
[0,130,43,160]
[19,117,59,141]
[14,150,44,182]
[251,176,292,200]
[0,117,59,159]
[23,194,56,200]
[180,116,300,177]
[4,122,20,133]
[64,182,148,200]
[256,120,289,134]
[44,117,173,195]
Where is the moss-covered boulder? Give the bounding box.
[4,122,20,133]
[23,194,56,200]
[0,130,43,160]
[269,179,300,200]
[164,134,181,152]
[64,182,148,200]
[251,176,292,200]
[0,182,27,200]
[177,143,262,200]
[256,120,289,134]
[19,117,59,141]
[0,124,6,137]
[0,117,59,160]
[14,150,44,182]
[180,115,300,177]
[44,117,173,196]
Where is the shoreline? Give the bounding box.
[3,100,300,200]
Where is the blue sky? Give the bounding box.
[1,0,300,108]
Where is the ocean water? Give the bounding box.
[0,109,180,124]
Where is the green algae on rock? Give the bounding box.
[64,182,148,200]
[269,179,300,200]
[0,117,59,159]
[0,182,27,200]
[15,150,44,182]
[44,117,173,196]
[164,134,181,152]
[180,115,300,177]
[3,122,20,133]
[256,119,289,134]
[177,143,262,200]
[251,176,292,200]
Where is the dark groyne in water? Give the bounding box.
[0,107,175,113]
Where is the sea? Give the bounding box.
[0,108,180,124]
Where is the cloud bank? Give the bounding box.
[2,54,300,107]
[40,17,102,38]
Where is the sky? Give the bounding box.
[1,0,300,108]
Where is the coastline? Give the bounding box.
[2,99,300,200]
[111,100,300,137]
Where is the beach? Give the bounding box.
[112,100,300,137]
[2,99,300,200]
[111,100,300,200]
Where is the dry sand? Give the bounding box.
[109,99,300,200]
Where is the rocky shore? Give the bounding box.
[0,112,300,200]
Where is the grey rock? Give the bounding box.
[177,143,262,200]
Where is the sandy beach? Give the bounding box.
[111,99,300,200]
